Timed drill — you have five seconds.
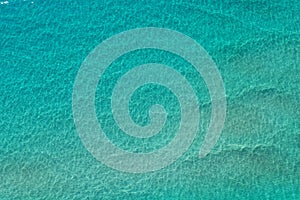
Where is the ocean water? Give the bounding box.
[1,0,299,199]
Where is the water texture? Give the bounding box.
[1,0,299,199]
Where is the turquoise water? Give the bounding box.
[1,0,299,199]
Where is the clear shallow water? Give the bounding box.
[0,0,299,199]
